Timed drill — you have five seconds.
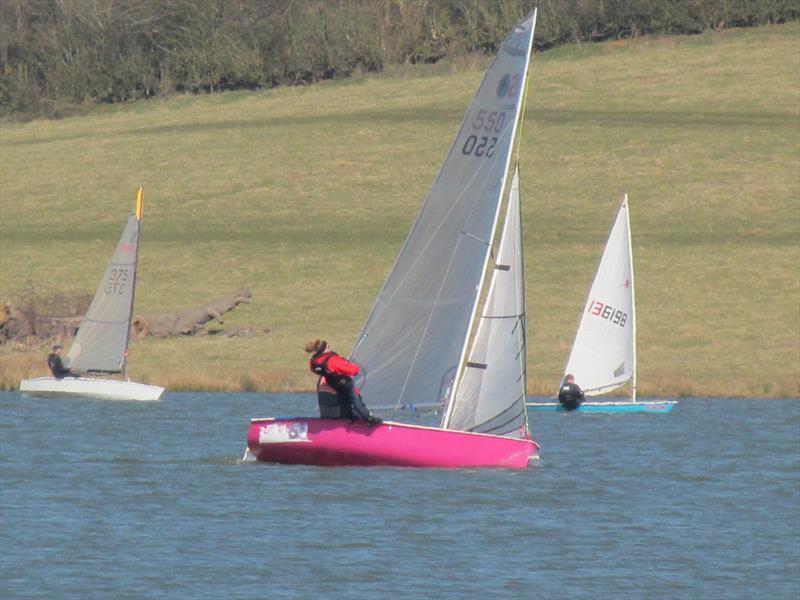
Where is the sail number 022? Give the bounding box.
[462,109,506,158]
[588,300,627,327]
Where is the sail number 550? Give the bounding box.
[462,110,506,158]
[588,300,627,327]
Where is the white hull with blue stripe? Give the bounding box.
[526,400,677,413]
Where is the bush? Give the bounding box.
[1,0,797,119]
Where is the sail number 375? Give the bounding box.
[588,300,627,327]
[105,268,129,295]
[462,110,506,158]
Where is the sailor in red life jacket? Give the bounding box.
[305,339,381,425]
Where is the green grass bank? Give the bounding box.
[1,24,798,398]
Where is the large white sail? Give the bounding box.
[350,12,537,416]
[68,189,143,374]
[564,195,636,397]
[445,167,529,438]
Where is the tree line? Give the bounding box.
[1,0,797,120]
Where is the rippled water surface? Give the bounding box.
[1,393,798,599]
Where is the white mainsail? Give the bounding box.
[445,167,529,437]
[68,188,143,375]
[349,12,537,424]
[563,195,636,399]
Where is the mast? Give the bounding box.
[443,10,537,429]
[517,166,530,433]
[510,22,534,436]
[122,186,143,379]
[514,44,534,435]
[625,193,637,403]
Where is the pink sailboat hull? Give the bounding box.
[246,418,539,468]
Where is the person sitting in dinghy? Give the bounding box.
[558,374,585,411]
[305,339,381,426]
[47,344,79,379]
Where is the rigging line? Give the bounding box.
[389,119,520,413]
[368,132,518,413]
[353,115,516,351]
[389,201,477,415]
[351,29,524,357]
[514,60,533,168]
[353,124,497,347]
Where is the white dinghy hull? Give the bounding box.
[19,377,164,401]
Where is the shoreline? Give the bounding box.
[2,372,796,400]
[3,346,797,399]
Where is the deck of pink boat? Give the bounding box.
[246,418,538,468]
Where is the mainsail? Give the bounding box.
[563,195,636,398]
[444,168,529,438]
[349,12,537,418]
[68,188,143,374]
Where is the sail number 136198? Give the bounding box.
[588,300,627,327]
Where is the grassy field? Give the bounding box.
[1,23,798,398]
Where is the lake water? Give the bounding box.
[1,392,798,599]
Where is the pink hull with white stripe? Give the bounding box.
[246,418,538,468]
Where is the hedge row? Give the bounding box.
[1,0,797,119]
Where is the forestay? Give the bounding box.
[68,191,142,374]
[445,168,529,438]
[564,196,636,397]
[349,12,537,416]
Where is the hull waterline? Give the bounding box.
[246,418,538,468]
[19,377,164,401]
[526,401,676,413]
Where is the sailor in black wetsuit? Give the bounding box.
[46,344,78,379]
[558,373,584,411]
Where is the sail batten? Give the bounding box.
[80,318,131,325]
[349,12,538,424]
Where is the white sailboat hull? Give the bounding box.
[19,377,164,401]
